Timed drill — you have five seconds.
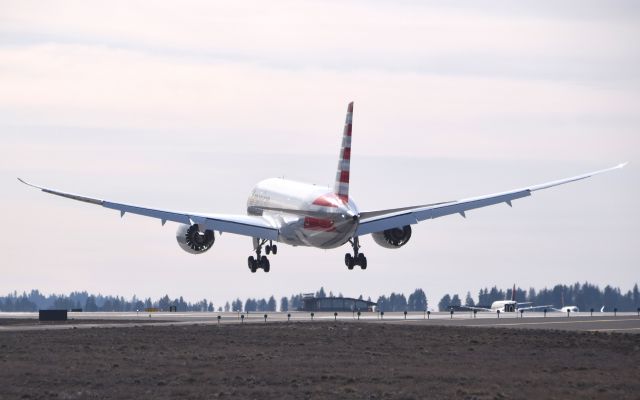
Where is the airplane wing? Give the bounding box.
[518,305,553,312]
[355,163,626,237]
[18,178,279,240]
[458,305,493,312]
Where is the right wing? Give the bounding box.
[458,305,493,312]
[356,163,626,237]
[18,178,279,240]
[519,305,554,312]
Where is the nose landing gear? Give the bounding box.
[248,239,275,273]
[345,237,367,270]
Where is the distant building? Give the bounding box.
[299,294,376,312]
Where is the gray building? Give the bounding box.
[299,295,376,312]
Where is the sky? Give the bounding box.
[1,1,638,307]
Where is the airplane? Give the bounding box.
[463,285,552,313]
[18,102,626,273]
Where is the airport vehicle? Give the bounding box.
[19,102,626,273]
[464,285,552,313]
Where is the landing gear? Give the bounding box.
[345,237,367,270]
[265,241,278,255]
[249,239,275,273]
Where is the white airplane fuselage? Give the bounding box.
[490,300,518,312]
[246,178,359,249]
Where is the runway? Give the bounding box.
[2,310,639,333]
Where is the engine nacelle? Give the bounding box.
[176,224,215,254]
[372,225,412,249]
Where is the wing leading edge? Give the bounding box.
[356,163,627,237]
[17,178,279,241]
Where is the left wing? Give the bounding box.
[18,178,279,240]
[356,163,626,237]
[458,305,493,312]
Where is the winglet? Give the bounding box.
[17,177,40,190]
[17,178,103,206]
[334,101,353,204]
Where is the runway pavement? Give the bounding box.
[1,310,639,333]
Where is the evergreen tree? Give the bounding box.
[244,298,257,312]
[84,296,98,312]
[464,291,475,307]
[231,298,242,312]
[280,297,289,312]
[438,294,451,311]
[224,301,230,312]
[450,294,461,307]
[408,289,427,311]
[376,295,389,312]
[267,296,277,311]
[389,293,407,311]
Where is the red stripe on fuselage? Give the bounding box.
[339,171,349,183]
[304,217,336,231]
[312,194,340,207]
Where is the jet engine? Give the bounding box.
[176,224,215,254]
[372,225,412,249]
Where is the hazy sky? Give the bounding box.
[1,1,638,307]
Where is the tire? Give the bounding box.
[263,258,271,273]
[272,245,278,255]
[248,256,255,269]
[265,245,271,255]
[357,253,367,269]
[344,253,352,267]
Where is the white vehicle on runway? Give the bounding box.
[19,102,626,273]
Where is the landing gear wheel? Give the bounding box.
[345,253,355,270]
[357,253,367,270]
[346,237,367,270]
[248,256,257,273]
[250,238,273,273]
[271,245,278,255]
[261,256,271,273]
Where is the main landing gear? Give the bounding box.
[248,239,278,273]
[345,237,367,270]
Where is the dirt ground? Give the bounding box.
[0,322,638,399]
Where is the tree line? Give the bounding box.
[0,290,213,313]
[1,282,638,313]
[437,282,640,312]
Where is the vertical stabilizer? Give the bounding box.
[334,101,353,203]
